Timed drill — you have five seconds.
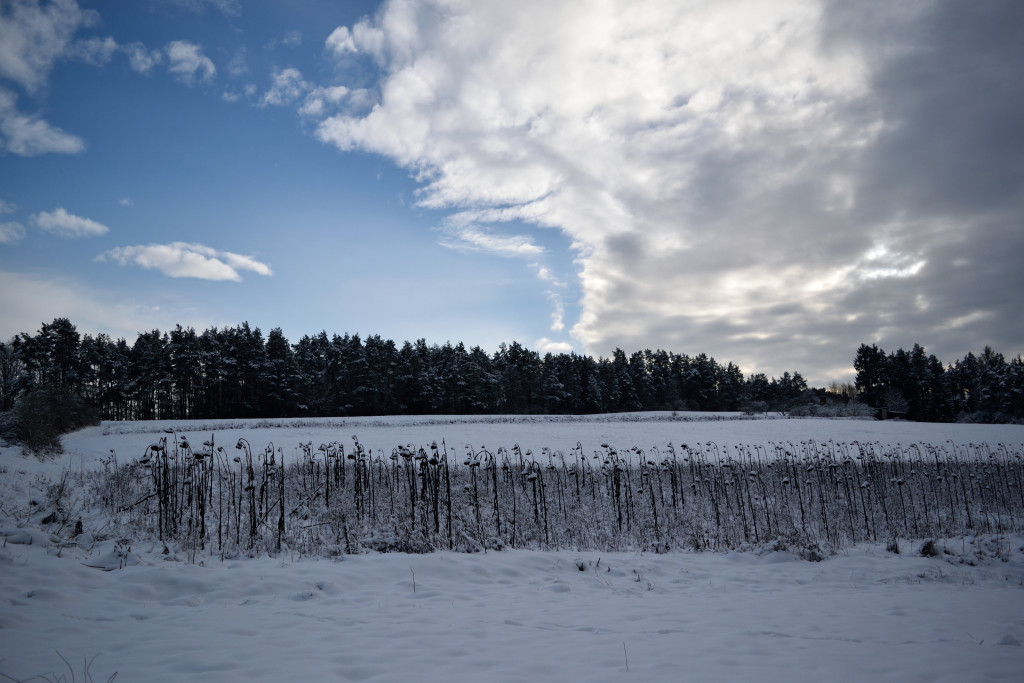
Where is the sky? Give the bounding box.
[0,0,1021,386]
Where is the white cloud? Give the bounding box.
[97,242,272,281]
[535,337,574,355]
[318,0,1016,382]
[123,42,163,74]
[546,292,565,332]
[165,0,240,17]
[68,35,117,66]
[0,87,84,155]
[298,85,349,117]
[0,222,25,244]
[532,263,565,287]
[33,208,109,237]
[856,243,926,281]
[261,68,351,115]
[261,67,308,106]
[0,200,23,245]
[118,198,133,206]
[165,41,216,85]
[226,47,249,78]
[325,27,357,56]
[264,30,303,52]
[0,0,98,92]
[438,222,543,258]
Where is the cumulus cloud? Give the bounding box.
[315,0,1024,382]
[33,207,109,237]
[325,27,357,56]
[97,242,272,281]
[0,88,85,155]
[165,41,216,85]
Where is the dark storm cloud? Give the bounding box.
[817,0,1024,368]
[828,0,1024,220]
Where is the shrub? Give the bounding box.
[789,401,875,418]
[6,389,99,455]
[741,401,769,416]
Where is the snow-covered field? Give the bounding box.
[2,414,1023,681]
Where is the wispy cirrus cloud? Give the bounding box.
[439,222,544,258]
[97,242,272,281]
[33,207,108,237]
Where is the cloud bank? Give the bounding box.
[97,242,273,282]
[315,0,1024,382]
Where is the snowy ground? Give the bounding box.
[2,414,1023,681]
[21,411,1024,477]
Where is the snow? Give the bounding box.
[2,414,1023,681]
[25,411,1024,476]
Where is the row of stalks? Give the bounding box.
[96,436,1024,558]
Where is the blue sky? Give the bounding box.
[1,0,1022,386]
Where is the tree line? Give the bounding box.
[1,318,812,421]
[0,318,1020,424]
[853,343,1024,423]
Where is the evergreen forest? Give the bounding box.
[1,318,1021,425]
